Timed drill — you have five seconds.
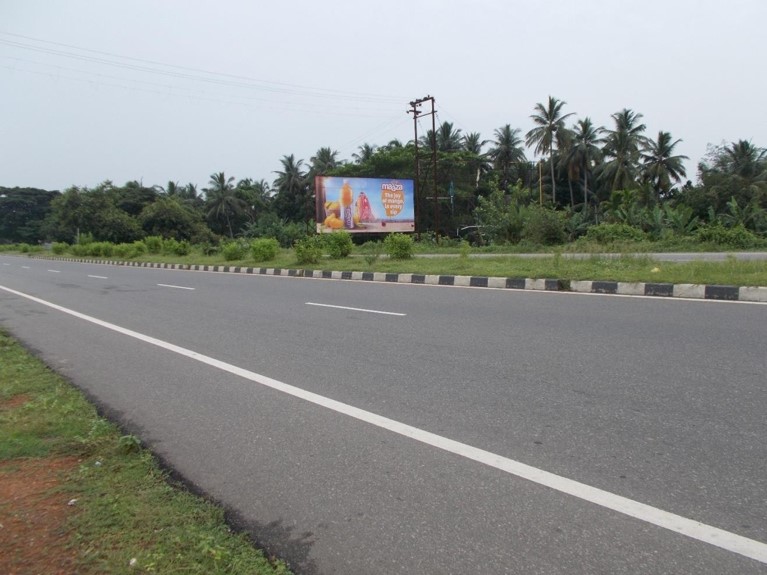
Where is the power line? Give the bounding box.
[0,32,405,104]
[1,57,399,117]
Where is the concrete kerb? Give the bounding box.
[27,255,767,303]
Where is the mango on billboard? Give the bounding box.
[315,176,415,234]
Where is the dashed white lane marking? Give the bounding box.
[88,275,109,279]
[1,283,765,565]
[21,265,30,269]
[157,283,195,291]
[48,270,61,273]
[306,302,406,316]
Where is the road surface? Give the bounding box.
[1,255,766,574]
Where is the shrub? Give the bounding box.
[173,240,190,256]
[199,243,219,256]
[243,213,309,248]
[585,223,646,244]
[363,242,383,266]
[113,243,134,258]
[294,236,323,264]
[131,240,147,255]
[383,233,414,259]
[70,243,89,257]
[89,242,114,257]
[522,206,567,245]
[51,242,68,255]
[159,238,190,256]
[323,231,353,259]
[251,238,279,262]
[695,224,762,248]
[221,241,247,261]
[144,235,164,254]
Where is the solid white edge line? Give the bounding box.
[157,283,195,290]
[306,302,406,316]
[1,283,765,565]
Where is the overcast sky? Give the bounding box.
[2,0,765,192]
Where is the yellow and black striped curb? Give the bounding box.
[33,256,767,302]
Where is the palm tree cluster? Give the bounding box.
[5,95,765,246]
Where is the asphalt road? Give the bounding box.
[1,255,766,574]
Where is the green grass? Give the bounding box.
[0,330,291,575]
[20,243,767,286]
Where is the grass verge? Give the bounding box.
[53,251,767,287]
[0,329,291,575]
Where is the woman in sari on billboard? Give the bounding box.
[316,176,415,234]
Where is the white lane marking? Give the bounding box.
[48,269,61,273]
[1,284,765,566]
[157,283,195,291]
[21,265,31,269]
[88,275,109,279]
[2,263,10,266]
[306,302,406,316]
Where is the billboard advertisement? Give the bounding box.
[316,176,415,234]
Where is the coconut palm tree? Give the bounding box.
[526,96,574,204]
[599,108,648,193]
[352,143,377,164]
[641,131,688,201]
[562,118,603,206]
[720,140,767,178]
[204,172,247,238]
[463,132,491,188]
[273,154,309,222]
[435,121,463,152]
[489,125,527,191]
[310,147,341,176]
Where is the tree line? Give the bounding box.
[1,96,766,247]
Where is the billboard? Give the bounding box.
[316,176,415,234]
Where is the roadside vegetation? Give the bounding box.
[3,233,767,287]
[0,329,291,575]
[1,97,766,287]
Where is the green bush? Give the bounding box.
[113,243,135,258]
[160,238,190,256]
[695,224,763,248]
[77,232,94,245]
[51,242,69,255]
[112,241,145,258]
[522,206,567,245]
[131,240,147,255]
[363,242,383,265]
[383,233,414,259]
[251,238,279,262]
[294,236,323,264]
[221,241,247,261]
[323,231,354,259]
[87,242,114,257]
[243,213,310,248]
[585,223,646,244]
[144,235,164,254]
[199,243,219,256]
[171,240,190,256]
[70,243,89,256]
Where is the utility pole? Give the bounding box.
[407,95,437,235]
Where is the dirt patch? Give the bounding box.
[0,394,32,410]
[0,456,81,575]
